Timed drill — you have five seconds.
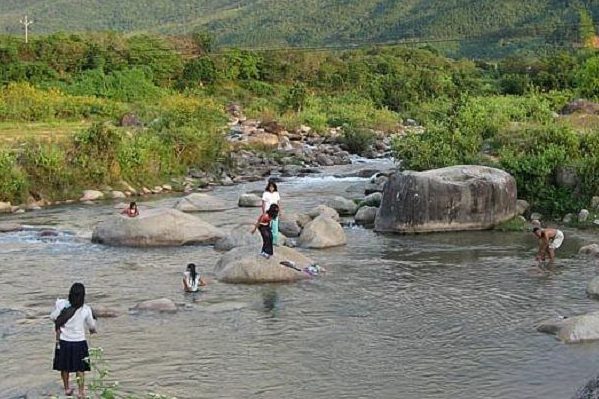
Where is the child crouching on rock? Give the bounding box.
[251,204,279,259]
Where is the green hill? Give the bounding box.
[1,0,598,57]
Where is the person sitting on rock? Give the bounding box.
[121,201,139,217]
[533,227,564,262]
[251,204,279,259]
[182,263,206,292]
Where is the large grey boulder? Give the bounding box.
[298,215,346,248]
[537,312,599,343]
[587,277,599,299]
[92,208,224,247]
[215,246,314,284]
[355,206,378,226]
[375,165,517,233]
[326,196,358,216]
[80,190,104,201]
[214,223,261,251]
[175,193,234,212]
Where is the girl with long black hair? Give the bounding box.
[183,263,207,292]
[251,204,279,259]
[50,283,96,398]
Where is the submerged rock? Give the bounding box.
[580,244,599,258]
[91,305,121,318]
[0,222,23,233]
[587,276,599,299]
[91,208,224,247]
[537,312,599,343]
[375,165,517,233]
[132,298,177,313]
[215,245,314,284]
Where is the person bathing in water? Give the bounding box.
[121,201,139,217]
[251,204,279,259]
[50,283,97,398]
[262,181,281,246]
[532,227,564,263]
[183,263,207,292]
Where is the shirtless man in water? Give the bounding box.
[532,227,565,262]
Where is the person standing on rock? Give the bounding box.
[533,227,564,263]
[262,181,281,245]
[252,204,279,259]
[50,283,97,398]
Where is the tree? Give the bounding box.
[192,31,215,54]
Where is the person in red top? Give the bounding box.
[251,204,279,259]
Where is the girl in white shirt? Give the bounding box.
[50,283,96,398]
[183,263,207,292]
[262,181,281,245]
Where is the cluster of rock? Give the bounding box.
[225,105,394,181]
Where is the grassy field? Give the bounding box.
[0,121,92,143]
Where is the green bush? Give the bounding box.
[0,149,28,203]
[341,125,376,155]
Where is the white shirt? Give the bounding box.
[262,191,280,212]
[184,271,201,292]
[50,299,96,342]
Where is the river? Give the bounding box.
[1,159,598,399]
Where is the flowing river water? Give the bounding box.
[1,159,599,399]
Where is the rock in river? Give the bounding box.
[537,311,599,343]
[91,208,224,247]
[298,215,346,248]
[375,165,517,233]
[215,246,315,284]
[132,298,177,313]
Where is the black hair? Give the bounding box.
[129,201,137,209]
[267,204,279,219]
[265,181,278,192]
[55,283,85,330]
[532,227,541,233]
[187,263,197,284]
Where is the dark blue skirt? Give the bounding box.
[53,340,90,372]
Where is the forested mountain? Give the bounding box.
[1,0,598,57]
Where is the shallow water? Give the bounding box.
[1,160,599,399]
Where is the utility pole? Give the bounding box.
[19,15,33,44]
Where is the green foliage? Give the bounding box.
[178,57,217,87]
[575,56,599,99]
[192,31,215,53]
[66,68,164,102]
[0,83,124,122]
[283,82,308,112]
[494,216,529,232]
[0,149,27,203]
[341,125,376,155]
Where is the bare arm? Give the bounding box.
[199,276,207,287]
[537,234,550,259]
